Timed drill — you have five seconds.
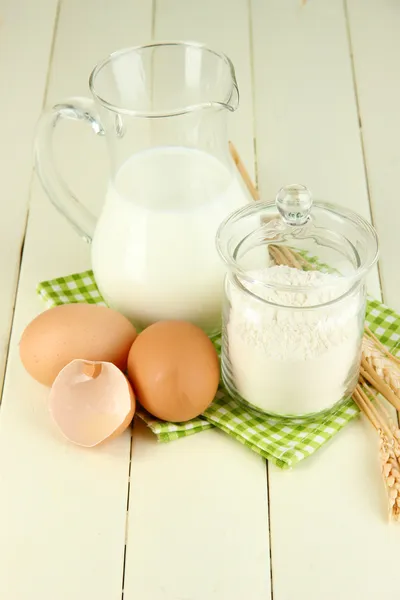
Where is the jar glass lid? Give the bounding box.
[216,184,379,301]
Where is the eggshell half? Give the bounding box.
[49,359,135,447]
[20,303,137,386]
[127,320,220,422]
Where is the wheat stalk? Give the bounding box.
[362,335,400,399]
[354,382,400,521]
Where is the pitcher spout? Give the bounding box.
[89,41,240,117]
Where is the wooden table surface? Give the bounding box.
[1,0,400,598]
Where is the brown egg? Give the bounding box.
[127,320,219,422]
[20,303,137,386]
[49,359,135,447]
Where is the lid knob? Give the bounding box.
[275,184,313,226]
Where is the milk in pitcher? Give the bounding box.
[91,146,249,333]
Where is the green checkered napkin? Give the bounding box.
[37,271,400,469]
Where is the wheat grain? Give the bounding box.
[362,336,400,399]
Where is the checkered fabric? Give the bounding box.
[37,271,400,469]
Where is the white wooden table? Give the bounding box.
[1,1,400,598]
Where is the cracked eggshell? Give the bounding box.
[49,359,135,447]
[19,303,137,386]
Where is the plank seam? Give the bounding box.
[151,0,156,40]
[42,0,63,118]
[344,0,399,427]
[248,0,259,189]
[342,0,384,299]
[249,2,272,597]
[266,462,274,600]
[121,429,134,599]
[0,0,62,407]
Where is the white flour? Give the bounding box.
[226,265,361,416]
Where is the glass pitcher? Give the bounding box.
[34,41,252,335]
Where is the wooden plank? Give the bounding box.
[268,423,400,599]
[0,1,152,598]
[0,0,58,389]
[346,0,400,313]
[127,422,270,600]
[251,1,400,599]
[252,0,380,299]
[123,2,271,599]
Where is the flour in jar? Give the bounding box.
[225,265,362,416]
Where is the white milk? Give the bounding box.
[91,146,249,333]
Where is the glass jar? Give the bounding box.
[216,184,379,418]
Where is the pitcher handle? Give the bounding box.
[34,97,105,243]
